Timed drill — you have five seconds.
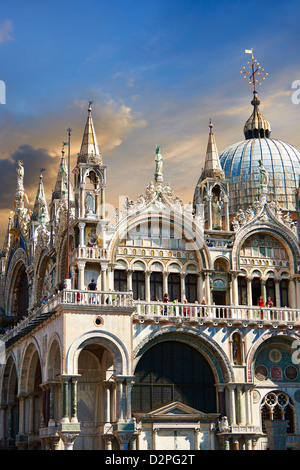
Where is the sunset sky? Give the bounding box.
[1,0,300,244]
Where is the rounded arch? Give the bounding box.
[46,334,62,382]
[65,330,131,376]
[232,225,300,274]
[184,261,199,273]
[130,259,147,270]
[6,257,29,318]
[34,252,55,304]
[115,258,129,270]
[148,259,165,271]
[133,326,234,384]
[0,354,18,404]
[132,339,217,413]
[246,331,300,383]
[19,340,43,394]
[214,256,230,272]
[167,260,183,272]
[107,208,212,271]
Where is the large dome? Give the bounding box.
[219,138,300,213]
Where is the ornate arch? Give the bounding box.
[232,224,300,274]
[133,326,234,384]
[33,251,55,305]
[19,340,43,394]
[46,334,62,382]
[65,330,131,376]
[0,354,18,404]
[107,209,212,271]
[5,248,29,317]
[246,330,300,382]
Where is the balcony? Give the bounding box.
[2,292,300,349]
[2,290,134,347]
[71,246,108,263]
[133,301,300,329]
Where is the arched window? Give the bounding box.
[168,273,180,301]
[132,341,216,413]
[185,274,197,303]
[150,272,163,301]
[261,392,295,434]
[132,271,145,300]
[114,269,127,292]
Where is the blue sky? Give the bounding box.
[1,0,300,241]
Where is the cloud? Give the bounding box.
[0,20,13,44]
[0,145,59,211]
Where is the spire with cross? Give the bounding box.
[241,49,271,139]
[240,49,268,93]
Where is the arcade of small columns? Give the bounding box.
[0,370,136,450]
[70,222,300,307]
[70,255,300,308]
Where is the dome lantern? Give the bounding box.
[243,90,271,139]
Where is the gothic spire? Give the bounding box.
[77,100,102,164]
[52,145,68,201]
[31,170,49,223]
[201,120,224,180]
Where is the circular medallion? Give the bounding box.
[252,390,261,404]
[269,348,282,363]
[255,365,268,380]
[285,365,298,380]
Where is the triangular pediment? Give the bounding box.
[142,401,208,418]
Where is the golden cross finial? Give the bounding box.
[240,49,268,93]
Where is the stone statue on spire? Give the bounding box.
[17,160,24,191]
[154,146,163,184]
[258,159,269,204]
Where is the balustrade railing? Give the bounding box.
[60,289,133,307]
[72,246,108,262]
[133,301,300,323]
[3,295,300,344]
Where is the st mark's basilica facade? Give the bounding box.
[1,56,300,450]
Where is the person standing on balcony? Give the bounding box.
[88,279,97,304]
[266,296,274,320]
[163,293,169,315]
[258,295,264,320]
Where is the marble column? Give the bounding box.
[163,272,168,296]
[236,385,245,425]
[70,376,80,423]
[231,274,238,306]
[101,263,108,291]
[180,272,186,302]
[207,196,212,230]
[227,385,236,426]
[245,386,252,425]
[274,277,281,307]
[203,271,211,304]
[145,271,151,302]
[246,276,252,306]
[289,278,297,309]
[261,279,267,304]
[127,269,133,292]
[60,376,70,423]
[77,261,86,290]
[17,395,26,436]
[78,222,86,247]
